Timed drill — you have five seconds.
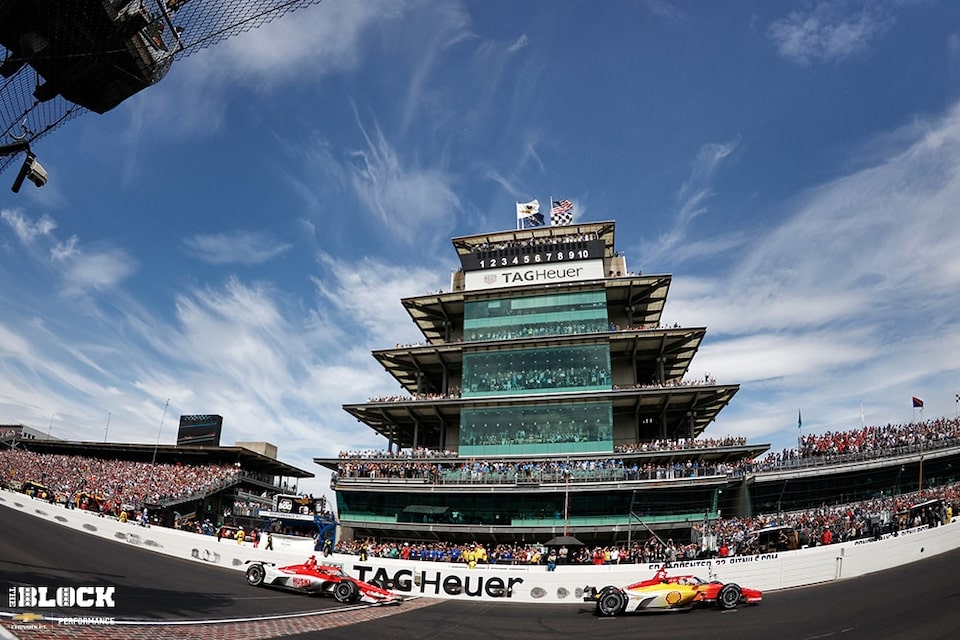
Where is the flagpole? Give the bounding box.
[797,409,802,450]
[919,433,924,497]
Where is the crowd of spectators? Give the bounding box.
[369,388,461,403]
[333,456,737,485]
[333,435,754,484]
[469,232,600,254]
[612,375,717,391]
[334,481,958,567]
[750,417,960,470]
[464,321,608,343]
[333,417,960,486]
[364,373,722,404]
[338,447,459,459]
[465,364,611,393]
[0,449,240,513]
[458,424,609,448]
[5,428,960,571]
[396,319,688,349]
[341,437,747,461]
[616,436,748,453]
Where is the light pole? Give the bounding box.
[152,399,169,465]
[918,437,924,498]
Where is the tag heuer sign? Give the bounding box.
[465,259,604,291]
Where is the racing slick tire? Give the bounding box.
[333,580,360,603]
[245,564,266,587]
[596,587,628,617]
[717,583,742,610]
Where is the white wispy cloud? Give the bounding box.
[671,101,960,447]
[200,0,396,82]
[1,209,56,244]
[639,0,686,22]
[55,246,138,297]
[347,110,462,245]
[949,32,960,64]
[397,1,474,135]
[2,209,137,296]
[117,1,404,140]
[642,137,741,266]
[768,1,895,65]
[183,230,292,265]
[0,223,446,493]
[312,252,444,349]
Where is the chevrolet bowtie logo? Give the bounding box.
[12,612,45,622]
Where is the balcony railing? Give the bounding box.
[748,437,960,475]
[334,465,730,487]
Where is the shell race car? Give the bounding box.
[583,566,761,616]
[663,570,762,609]
[245,556,402,605]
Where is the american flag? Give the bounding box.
[551,199,574,226]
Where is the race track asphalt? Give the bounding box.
[2,502,959,640]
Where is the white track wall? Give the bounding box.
[2,489,957,604]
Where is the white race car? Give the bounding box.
[245,556,402,605]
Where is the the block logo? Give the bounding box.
[8,586,116,608]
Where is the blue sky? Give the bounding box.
[3,0,960,498]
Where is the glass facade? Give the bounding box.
[462,344,611,397]
[336,485,718,527]
[745,456,960,515]
[459,401,613,456]
[457,290,614,454]
[463,290,608,342]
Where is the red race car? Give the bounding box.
[245,556,402,605]
[622,566,762,610]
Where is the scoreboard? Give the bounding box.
[176,414,223,446]
[458,238,605,272]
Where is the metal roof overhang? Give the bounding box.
[372,327,706,394]
[13,440,314,478]
[341,384,739,451]
[400,274,672,345]
[611,384,739,439]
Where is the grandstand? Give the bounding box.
[314,220,960,547]
[0,431,314,530]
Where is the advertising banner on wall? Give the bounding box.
[464,259,605,291]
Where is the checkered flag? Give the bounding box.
[551,199,574,226]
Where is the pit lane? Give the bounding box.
[1,503,957,640]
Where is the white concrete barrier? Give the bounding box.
[3,489,957,604]
[0,490,311,571]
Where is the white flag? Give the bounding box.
[516,199,541,219]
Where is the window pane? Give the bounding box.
[459,401,613,456]
[463,290,608,341]
[462,344,611,397]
